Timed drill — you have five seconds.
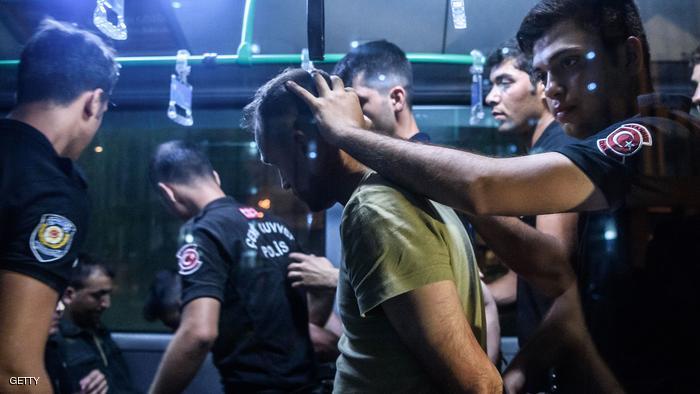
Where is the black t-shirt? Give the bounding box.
[0,119,90,292]
[176,197,315,392]
[554,94,700,393]
[517,121,578,347]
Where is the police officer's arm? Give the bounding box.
[149,297,220,394]
[503,283,624,394]
[288,253,337,326]
[467,213,578,298]
[0,270,57,393]
[287,75,607,216]
[382,280,503,393]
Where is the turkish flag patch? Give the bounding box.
[597,123,652,160]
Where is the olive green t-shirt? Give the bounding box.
[334,172,486,393]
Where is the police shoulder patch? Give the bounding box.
[597,123,652,160]
[177,243,202,275]
[29,214,76,263]
[238,207,264,220]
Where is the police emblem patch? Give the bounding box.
[177,243,202,275]
[239,207,264,220]
[29,214,76,263]
[597,123,652,160]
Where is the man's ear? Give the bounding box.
[389,86,407,112]
[212,170,221,187]
[624,36,644,75]
[62,287,76,305]
[83,88,107,120]
[158,182,178,204]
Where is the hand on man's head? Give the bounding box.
[286,73,369,145]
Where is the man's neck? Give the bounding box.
[335,153,369,206]
[8,103,78,159]
[530,111,556,148]
[65,313,99,334]
[189,184,227,213]
[393,111,420,140]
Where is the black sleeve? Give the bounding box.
[177,226,232,307]
[1,179,88,291]
[553,123,636,208]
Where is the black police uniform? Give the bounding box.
[176,197,316,393]
[553,94,700,393]
[0,119,89,292]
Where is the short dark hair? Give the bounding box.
[17,18,119,106]
[486,38,533,79]
[333,40,414,107]
[149,140,215,186]
[691,45,700,67]
[517,0,651,79]
[69,253,115,290]
[242,68,332,139]
[143,270,181,322]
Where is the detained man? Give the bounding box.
[244,68,501,393]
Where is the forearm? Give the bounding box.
[487,270,517,305]
[384,281,502,393]
[333,129,494,214]
[308,323,340,363]
[306,288,335,326]
[481,281,501,365]
[468,215,575,297]
[504,284,623,393]
[149,329,212,394]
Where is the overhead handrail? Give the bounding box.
[0,0,473,67]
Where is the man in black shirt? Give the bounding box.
[47,255,138,394]
[148,141,325,394]
[287,0,699,391]
[0,19,119,391]
[479,38,579,368]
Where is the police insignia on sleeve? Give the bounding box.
[239,207,264,220]
[597,123,652,161]
[177,243,202,275]
[29,214,76,263]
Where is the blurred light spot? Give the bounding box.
[251,44,261,54]
[171,1,182,9]
[508,144,518,154]
[604,229,617,240]
[185,233,194,243]
[306,213,313,226]
[378,74,386,81]
[248,141,258,156]
[586,51,596,60]
[309,151,317,159]
[501,47,510,55]
[250,187,258,195]
[94,146,104,153]
[257,198,271,209]
[350,41,359,48]
[587,82,597,91]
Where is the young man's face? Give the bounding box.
[486,58,546,134]
[351,74,397,135]
[256,113,339,212]
[532,20,628,138]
